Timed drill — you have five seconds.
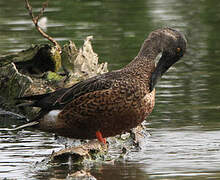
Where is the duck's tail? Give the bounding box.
[15,93,50,108]
[11,109,61,132]
[14,89,66,131]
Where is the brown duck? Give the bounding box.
[15,28,187,144]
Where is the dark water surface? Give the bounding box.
[1,0,220,179]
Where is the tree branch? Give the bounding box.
[24,0,61,52]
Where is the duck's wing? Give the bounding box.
[53,73,114,106]
[17,72,115,119]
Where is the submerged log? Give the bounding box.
[48,125,148,165]
[50,140,108,163]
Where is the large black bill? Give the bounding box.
[149,54,179,92]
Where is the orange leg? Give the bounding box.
[96,131,106,144]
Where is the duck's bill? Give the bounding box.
[149,55,179,92]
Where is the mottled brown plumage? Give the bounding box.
[16,28,187,141]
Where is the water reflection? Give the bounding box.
[141,128,220,178]
[1,0,220,179]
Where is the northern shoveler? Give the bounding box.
[15,28,187,144]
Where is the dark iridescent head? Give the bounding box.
[138,28,187,92]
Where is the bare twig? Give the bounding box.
[24,0,61,52]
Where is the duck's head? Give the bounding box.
[139,28,187,92]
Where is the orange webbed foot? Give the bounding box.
[96,131,106,144]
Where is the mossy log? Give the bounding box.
[0,36,108,112]
[0,44,61,74]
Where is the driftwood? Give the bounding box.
[61,36,108,87]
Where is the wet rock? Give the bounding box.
[50,140,108,164]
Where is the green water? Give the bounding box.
[1,0,220,179]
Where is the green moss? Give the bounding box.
[46,71,63,82]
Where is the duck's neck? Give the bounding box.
[124,38,161,75]
[123,56,155,77]
[138,37,161,59]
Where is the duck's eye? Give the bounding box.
[177,48,181,53]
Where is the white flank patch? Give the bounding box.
[44,110,61,122]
